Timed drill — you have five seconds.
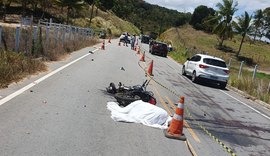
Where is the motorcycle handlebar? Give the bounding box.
[142,80,148,87]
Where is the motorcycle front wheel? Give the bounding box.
[114,93,141,107]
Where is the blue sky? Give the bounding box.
[144,0,270,16]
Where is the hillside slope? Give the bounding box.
[161,25,270,71]
[72,8,140,37]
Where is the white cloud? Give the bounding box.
[144,0,270,14]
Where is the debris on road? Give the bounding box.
[107,100,171,129]
[120,67,125,71]
[89,51,94,54]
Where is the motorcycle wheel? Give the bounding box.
[114,93,141,107]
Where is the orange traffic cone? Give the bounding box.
[101,41,105,50]
[134,46,137,52]
[164,96,186,141]
[147,60,154,76]
[136,47,140,54]
[140,52,145,62]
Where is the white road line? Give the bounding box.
[0,48,99,106]
[220,90,270,120]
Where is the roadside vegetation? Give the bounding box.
[161,0,270,104]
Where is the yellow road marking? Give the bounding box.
[165,96,201,143]
[153,88,172,116]
[146,66,199,156]
[185,140,199,156]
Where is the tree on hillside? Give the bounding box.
[190,5,215,30]
[99,0,114,10]
[85,0,94,24]
[252,9,264,43]
[232,11,252,57]
[54,0,85,24]
[207,0,238,47]
[263,7,270,40]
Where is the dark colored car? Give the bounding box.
[149,40,168,57]
[141,35,150,44]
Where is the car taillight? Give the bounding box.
[199,64,209,68]
[224,70,230,74]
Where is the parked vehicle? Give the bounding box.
[141,35,150,44]
[119,32,131,44]
[149,40,168,57]
[106,80,156,106]
[182,54,229,89]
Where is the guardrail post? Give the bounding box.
[33,26,38,42]
[15,26,20,52]
[0,26,2,48]
[62,27,66,46]
[49,18,52,27]
[252,65,258,80]
[54,26,59,46]
[268,82,270,93]
[46,26,50,47]
[238,61,244,79]
[228,58,232,68]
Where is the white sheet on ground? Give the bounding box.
[107,100,171,129]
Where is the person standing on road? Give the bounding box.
[124,33,128,47]
[131,34,136,50]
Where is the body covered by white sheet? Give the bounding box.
[107,100,171,129]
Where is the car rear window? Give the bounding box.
[203,58,227,68]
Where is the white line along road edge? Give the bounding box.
[220,90,270,120]
[0,48,99,106]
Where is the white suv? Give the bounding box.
[182,54,229,89]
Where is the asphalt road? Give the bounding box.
[0,39,270,156]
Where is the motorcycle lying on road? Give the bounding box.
[106,80,157,106]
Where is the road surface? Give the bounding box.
[0,39,270,156]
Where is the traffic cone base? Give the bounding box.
[101,42,105,50]
[140,53,145,62]
[163,129,186,141]
[136,47,140,54]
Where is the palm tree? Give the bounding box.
[252,9,264,43]
[209,0,238,47]
[54,0,85,24]
[232,11,252,57]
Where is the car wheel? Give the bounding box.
[182,66,186,76]
[191,71,197,83]
[219,82,227,89]
[163,53,167,57]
